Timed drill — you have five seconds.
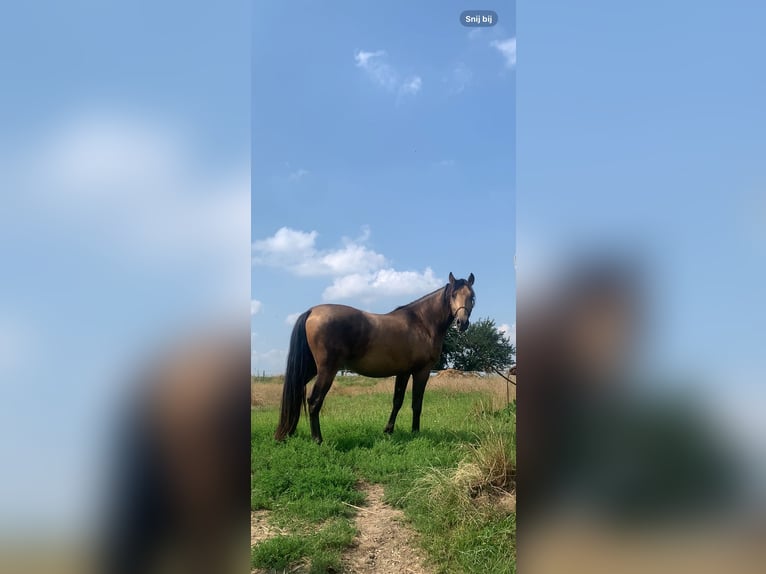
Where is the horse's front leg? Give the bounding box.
[411,369,430,433]
[384,373,410,434]
[308,369,336,444]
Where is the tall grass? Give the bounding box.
[403,405,516,573]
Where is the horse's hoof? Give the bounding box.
[383,426,394,434]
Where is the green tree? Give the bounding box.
[437,317,516,374]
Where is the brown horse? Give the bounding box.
[275,272,476,443]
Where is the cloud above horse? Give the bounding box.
[354,49,422,98]
[491,38,516,69]
[323,268,441,302]
[252,226,441,302]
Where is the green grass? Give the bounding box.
[252,381,515,573]
[251,518,356,573]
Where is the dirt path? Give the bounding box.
[251,485,433,574]
[251,510,286,546]
[341,483,434,574]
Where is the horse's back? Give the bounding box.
[307,304,409,342]
[305,304,375,357]
[307,304,370,326]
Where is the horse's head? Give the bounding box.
[447,272,476,332]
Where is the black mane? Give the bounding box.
[391,279,472,313]
[392,285,446,312]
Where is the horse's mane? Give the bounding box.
[392,279,472,313]
[392,285,447,312]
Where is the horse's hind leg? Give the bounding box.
[384,373,409,434]
[308,368,337,444]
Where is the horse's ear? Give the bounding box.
[467,273,475,285]
[449,272,456,285]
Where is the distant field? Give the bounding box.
[251,373,516,574]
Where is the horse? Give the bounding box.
[275,272,476,444]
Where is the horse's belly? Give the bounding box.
[346,356,401,378]
[346,344,431,378]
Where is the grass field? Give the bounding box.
[251,373,516,573]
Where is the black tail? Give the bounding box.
[275,310,317,440]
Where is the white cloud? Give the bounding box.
[448,63,472,94]
[323,267,442,302]
[254,227,445,303]
[253,227,317,258]
[355,50,398,91]
[252,227,387,277]
[251,299,262,316]
[287,168,309,182]
[20,110,250,315]
[354,49,422,97]
[499,322,516,346]
[285,312,301,326]
[38,114,185,195]
[356,224,372,243]
[400,76,422,95]
[354,49,386,68]
[491,38,516,69]
[29,112,250,260]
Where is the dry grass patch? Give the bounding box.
[251,380,283,407]
[414,423,515,517]
[251,373,514,410]
[399,408,516,573]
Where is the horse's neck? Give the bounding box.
[411,289,452,336]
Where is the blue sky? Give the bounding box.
[252,1,517,374]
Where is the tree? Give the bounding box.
[437,317,516,374]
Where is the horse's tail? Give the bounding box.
[275,310,317,441]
